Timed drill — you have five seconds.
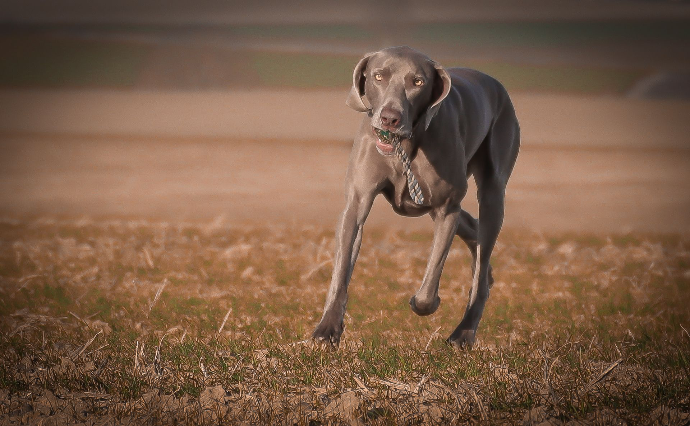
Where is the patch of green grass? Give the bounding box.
[41,282,72,307]
[386,280,401,291]
[0,36,149,87]
[357,340,406,378]
[597,290,634,316]
[231,24,373,41]
[377,258,396,269]
[450,61,646,94]
[566,276,594,299]
[549,235,606,248]
[0,31,650,93]
[414,20,690,49]
[116,371,145,400]
[488,299,513,329]
[3,19,685,96]
[399,231,434,243]
[274,259,298,286]
[251,52,357,88]
[612,234,642,247]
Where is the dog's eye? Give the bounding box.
[413,78,424,87]
[374,73,383,81]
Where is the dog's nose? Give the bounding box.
[380,107,402,129]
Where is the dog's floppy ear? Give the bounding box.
[346,53,374,112]
[424,63,452,130]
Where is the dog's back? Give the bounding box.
[447,67,514,111]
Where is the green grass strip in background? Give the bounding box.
[0,36,150,87]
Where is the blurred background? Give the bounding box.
[1,0,689,232]
[2,0,689,94]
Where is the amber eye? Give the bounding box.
[374,73,383,81]
[413,77,424,87]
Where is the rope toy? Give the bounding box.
[374,129,425,205]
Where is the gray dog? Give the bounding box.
[312,46,520,348]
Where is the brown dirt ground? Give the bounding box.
[1,90,689,234]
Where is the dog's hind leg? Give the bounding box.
[448,108,519,349]
[448,172,504,348]
[455,209,493,287]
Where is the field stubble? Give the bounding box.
[0,217,688,425]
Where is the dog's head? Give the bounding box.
[346,46,451,155]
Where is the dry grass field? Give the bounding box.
[2,7,690,424]
[0,218,688,424]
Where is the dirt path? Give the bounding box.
[2,90,689,150]
[1,90,689,233]
[1,136,688,233]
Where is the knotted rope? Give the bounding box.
[375,129,424,205]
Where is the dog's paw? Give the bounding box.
[447,330,476,350]
[409,294,441,316]
[311,319,344,347]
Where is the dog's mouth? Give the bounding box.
[372,127,398,156]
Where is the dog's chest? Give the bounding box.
[384,152,459,215]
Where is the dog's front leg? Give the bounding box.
[409,208,461,316]
[312,190,374,345]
